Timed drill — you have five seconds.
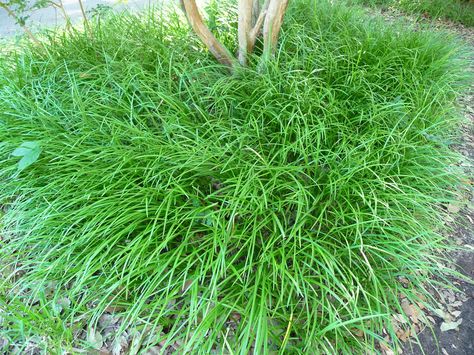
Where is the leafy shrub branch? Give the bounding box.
[0,0,90,42]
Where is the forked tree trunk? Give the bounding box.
[180,0,289,69]
[180,0,236,67]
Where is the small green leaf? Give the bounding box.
[12,141,42,171]
[11,147,31,157]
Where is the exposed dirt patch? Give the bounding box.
[407,220,474,353]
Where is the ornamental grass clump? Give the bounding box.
[0,0,470,352]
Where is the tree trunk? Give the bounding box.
[252,0,260,27]
[238,0,253,65]
[262,0,289,60]
[180,0,235,68]
[180,0,289,70]
[248,0,271,54]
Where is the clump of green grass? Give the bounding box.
[0,0,470,352]
[347,0,474,27]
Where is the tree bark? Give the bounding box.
[262,0,289,60]
[181,0,235,68]
[248,0,271,54]
[238,0,253,66]
[180,0,289,70]
[252,0,261,27]
[77,0,91,35]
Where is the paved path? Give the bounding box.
[0,0,157,37]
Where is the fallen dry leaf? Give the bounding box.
[401,299,419,323]
[426,315,436,324]
[416,301,426,310]
[396,328,410,342]
[414,292,427,302]
[104,305,126,313]
[380,340,395,355]
[447,203,461,213]
[87,327,104,350]
[112,334,129,355]
[440,319,463,332]
[432,308,451,321]
[449,301,463,308]
[398,277,410,287]
[352,328,364,337]
[450,310,461,318]
[181,278,194,293]
[393,313,408,324]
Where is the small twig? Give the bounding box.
[57,0,73,31]
[0,2,42,45]
[47,1,61,7]
[48,0,73,31]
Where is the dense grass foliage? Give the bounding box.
[0,0,470,352]
[346,0,474,27]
